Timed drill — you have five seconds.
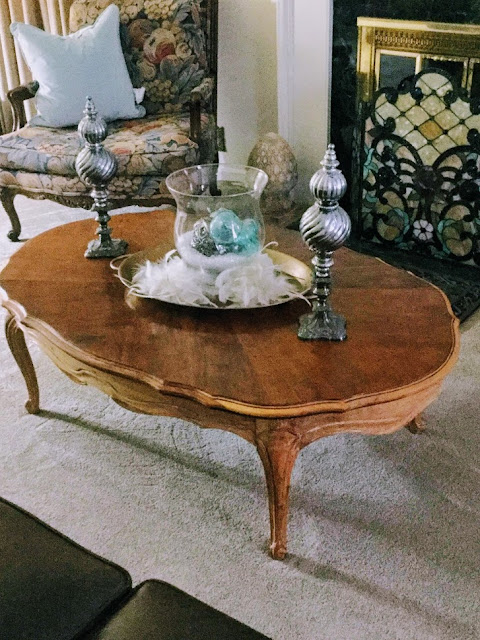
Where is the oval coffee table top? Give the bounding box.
[0,210,459,418]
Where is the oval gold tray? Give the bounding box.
[113,247,312,310]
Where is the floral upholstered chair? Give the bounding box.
[0,0,219,241]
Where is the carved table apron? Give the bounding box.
[0,211,460,559]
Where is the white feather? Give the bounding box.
[127,250,306,308]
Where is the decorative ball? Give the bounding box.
[209,208,242,246]
[248,132,298,226]
[191,219,217,256]
[236,218,260,254]
[209,209,261,255]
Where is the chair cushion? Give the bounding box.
[0,496,132,640]
[69,0,208,116]
[0,169,167,200]
[0,114,213,179]
[10,5,145,128]
[82,579,270,640]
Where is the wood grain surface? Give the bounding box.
[0,210,459,417]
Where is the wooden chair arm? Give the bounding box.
[190,76,215,104]
[7,81,39,131]
[189,76,215,143]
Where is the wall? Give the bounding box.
[217,0,278,164]
[217,0,333,204]
[291,0,333,201]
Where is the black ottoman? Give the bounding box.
[0,497,270,639]
[0,497,131,640]
[82,579,269,640]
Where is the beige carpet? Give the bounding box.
[1,197,479,640]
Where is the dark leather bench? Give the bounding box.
[0,497,270,639]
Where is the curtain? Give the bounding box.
[0,0,73,132]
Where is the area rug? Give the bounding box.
[1,198,479,639]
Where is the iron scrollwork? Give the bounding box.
[361,68,480,266]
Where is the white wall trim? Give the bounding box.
[217,0,278,164]
[276,0,333,199]
[276,0,295,145]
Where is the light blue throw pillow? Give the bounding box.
[10,4,145,127]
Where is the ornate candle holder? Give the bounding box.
[298,144,351,341]
[75,97,128,258]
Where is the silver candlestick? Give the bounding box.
[75,97,128,258]
[298,144,351,341]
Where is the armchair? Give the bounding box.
[0,0,220,241]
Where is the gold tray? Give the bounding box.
[112,247,312,310]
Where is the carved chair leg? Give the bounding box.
[406,414,426,434]
[1,189,21,241]
[5,313,39,413]
[255,423,301,560]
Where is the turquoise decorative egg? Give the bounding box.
[236,218,260,254]
[209,208,261,255]
[209,208,242,246]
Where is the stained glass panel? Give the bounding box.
[419,120,443,140]
[405,105,430,126]
[448,124,469,145]
[434,109,459,129]
[424,58,464,88]
[360,69,480,266]
[422,94,446,116]
[450,99,471,119]
[432,134,456,152]
[396,93,416,112]
[395,116,415,136]
[418,145,440,164]
[465,114,480,129]
[405,130,428,149]
[376,101,401,122]
[417,73,452,95]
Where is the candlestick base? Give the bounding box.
[298,305,347,341]
[84,237,128,259]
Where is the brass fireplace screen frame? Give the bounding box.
[357,17,480,103]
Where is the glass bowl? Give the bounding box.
[166,164,268,272]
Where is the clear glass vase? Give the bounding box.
[166,164,268,272]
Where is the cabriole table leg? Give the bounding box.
[255,421,301,560]
[406,414,426,434]
[5,312,39,414]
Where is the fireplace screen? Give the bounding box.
[359,68,480,266]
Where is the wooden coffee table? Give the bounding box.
[0,211,459,559]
